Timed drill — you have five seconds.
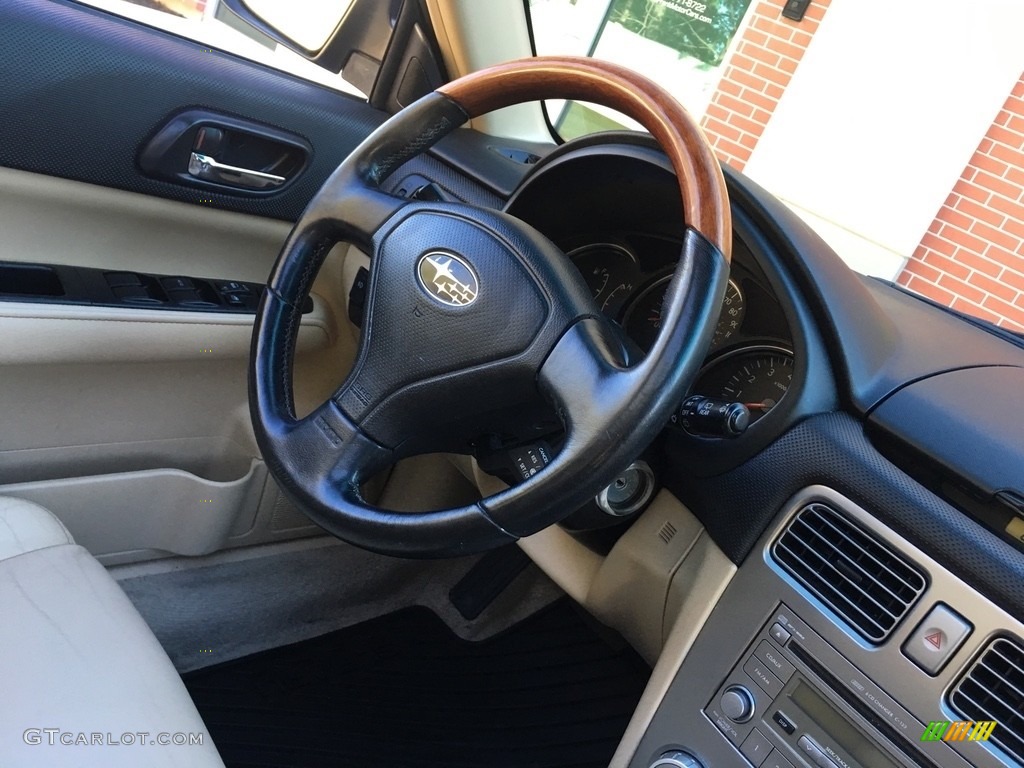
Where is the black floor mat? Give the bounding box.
[184,601,651,768]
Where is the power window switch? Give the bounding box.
[167,289,201,304]
[903,604,972,675]
[216,280,250,294]
[224,292,246,307]
[161,276,194,292]
[105,271,141,288]
[113,285,160,303]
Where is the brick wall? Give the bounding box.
[897,75,1024,332]
[699,0,832,171]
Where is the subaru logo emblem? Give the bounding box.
[416,251,479,307]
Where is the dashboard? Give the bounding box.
[398,127,1024,768]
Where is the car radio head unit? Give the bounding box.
[704,603,945,768]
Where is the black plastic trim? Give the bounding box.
[723,170,1024,413]
[0,260,311,315]
[869,365,1024,497]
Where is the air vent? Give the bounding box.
[950,637,1024,764]
[771,503,926,643]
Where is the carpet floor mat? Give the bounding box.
[183,600,651,768]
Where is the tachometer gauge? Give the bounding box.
[691,346,793,424]
[568,243,640,317]
[624,276,745,352]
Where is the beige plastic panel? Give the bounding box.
[471,456,735,661]
[0,170,364,563]
[0,458,267,561]
[0,436,255,486]
[424,0,551,141]
[0,297,332,364]
[610,533,736,768]
[587,490,707,663]
[479,457,741,768]
[0,166,289,280]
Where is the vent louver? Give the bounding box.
[950,637,1024,765]
[771,503,926,643]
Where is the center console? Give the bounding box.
[630,486,1024,768]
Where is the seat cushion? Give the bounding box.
[0,499,224,767]
[0,496,74,561]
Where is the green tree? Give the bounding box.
[609,0,753,66]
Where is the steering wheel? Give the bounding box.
[250,56,732,557]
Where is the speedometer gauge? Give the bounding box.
[624,276,745,352]
[691,346,793,423]
[713,279,745,349]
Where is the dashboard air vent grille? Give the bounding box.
[950,637,1024,765]
[771,503,926,643]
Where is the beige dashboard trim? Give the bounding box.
[610,533,736,768]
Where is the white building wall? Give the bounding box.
[743,0,1024,278]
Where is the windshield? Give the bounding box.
[528,0,1024,337]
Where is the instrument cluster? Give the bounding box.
[567,233,794,431]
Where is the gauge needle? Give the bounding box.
[744,400,776,411]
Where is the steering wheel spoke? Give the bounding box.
[538,317,635,445]
[285,399,392,497]
[319,174,409,251]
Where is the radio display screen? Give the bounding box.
[789,680,902,768]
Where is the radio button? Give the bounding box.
[740,728,773,766]
[721,685,756,722]
[798,736,840,768]
[902,603,972,675]
[763,750,795,768]
[754,640,796,682]
[744,657,784,696]
[772,710,796,735]
[797,735,818,757]
[769,623,791,646]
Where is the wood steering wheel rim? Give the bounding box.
[439,57,731,264]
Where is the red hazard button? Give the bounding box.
[903,605,972,675]
[924,630,944,650]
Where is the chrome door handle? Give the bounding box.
[188,152,286,190]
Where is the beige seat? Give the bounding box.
[0,497,225,767]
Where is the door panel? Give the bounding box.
[0,0,385,220]
[0,0,389,562]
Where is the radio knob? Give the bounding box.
[720,685,755,723]
[649,750,703,768]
